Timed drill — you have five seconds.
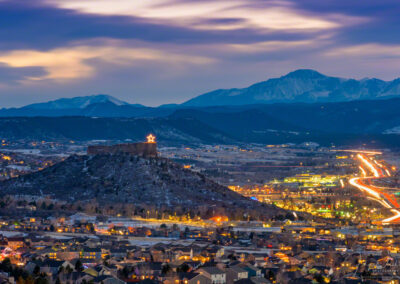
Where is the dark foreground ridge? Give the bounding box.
[0,153,285,220]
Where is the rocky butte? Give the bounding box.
[87,134,157,157]
[0,134,288,220]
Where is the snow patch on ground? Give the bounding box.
[383,126,400,134]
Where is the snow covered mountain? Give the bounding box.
[183,69,400,106]
[24,94,130,110]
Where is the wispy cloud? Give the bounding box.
[0,0,399,106]
[0,41,214,82]
[325,43,400,57]
[44,0,365,32]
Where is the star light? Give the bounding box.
[146,134,156,143]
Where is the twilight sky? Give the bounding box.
[1,0,400,107]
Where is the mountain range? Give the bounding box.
[2,69,400,117]
[1,69,400,146]
[183,69,400,106]
[2,97,400,147]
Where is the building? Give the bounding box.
[7,237,25,250]
[198,267,226,284]
[226,267,248,284]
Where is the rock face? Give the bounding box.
[0,154,282,219]
[87,142,157,157]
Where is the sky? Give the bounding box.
[1,0,400,107]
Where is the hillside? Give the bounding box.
[183,69,400,106]
[175,98,400,136]
[0,153,284,220]
[3,97,400,147]
[0,116,234,145]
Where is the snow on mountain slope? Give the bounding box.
[183,69,400,106]
[24,94,130,109]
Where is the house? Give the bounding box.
[26,236,56,248]
[174,247,194,261]
[135,262,164,279]
[67,213,97,225]
[275,270,303,284]
[249,276,270,284]
[26,259,73,276]
[58,271,94,284]
[197,267,226,284]
[92,275,126,284]
[242,265,261,278]
[226,266,248,284]
[84,264,115,278]
[0,272,14,284]
[179,272,211,284]
[55,250,80,261]
[164,272,211,284]
[79,258,99,267]
[7,237,25,250]
[110,248,127,259]
[80,247,102,260]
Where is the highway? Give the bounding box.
[349,153,400,224]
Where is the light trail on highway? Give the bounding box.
[357,154,380,177]
[331,149,382,155]
[358,166,367,177]
[348,152,400,224]
[349,177,381,200]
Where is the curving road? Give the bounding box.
[349,153,400,224]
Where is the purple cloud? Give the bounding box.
[0,0,399,107]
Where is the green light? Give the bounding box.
[317,209,331,213]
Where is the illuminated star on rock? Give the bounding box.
[146,134,156,143]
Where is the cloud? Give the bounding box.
[325,43,400,58]
[0,0,399,107]
[44,0,364,32]
[0,0,318,52]
[290,0,400,45]
[0,41,215,82]
[0,64,46,84]
[225,39,317,53]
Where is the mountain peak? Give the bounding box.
[24,94,129,110]
[183,69,400,106]
[283,69,325,79]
